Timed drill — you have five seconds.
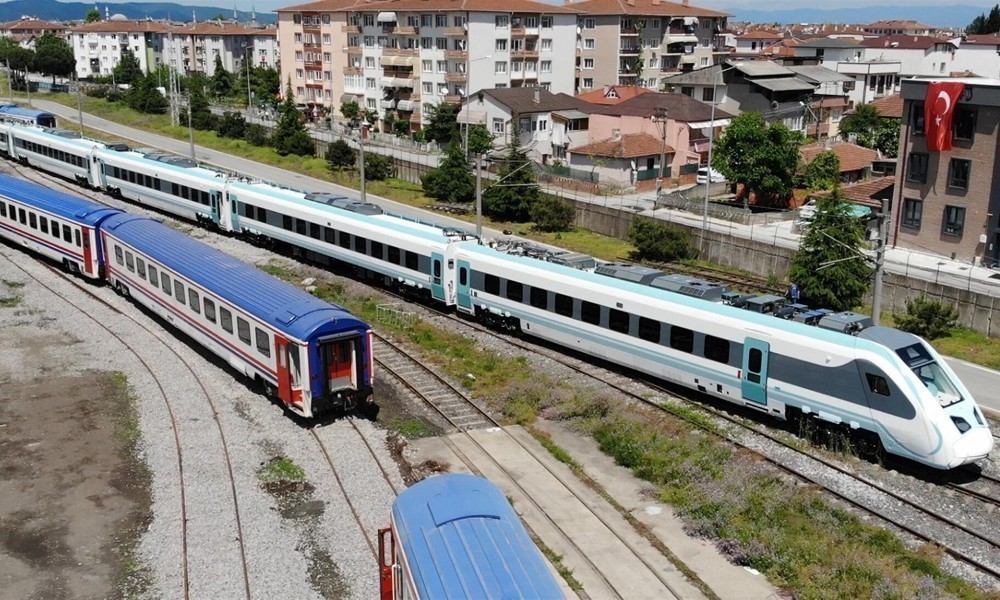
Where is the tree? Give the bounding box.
[467,124,495,156]
[273,81,315,156]
[423,101,461,144]
[186,83,216,130]
[127,73,168,114]
[841,104,901,158]
[421,141,475,203]
[210,54,234,97]
[802,150,840,190]
[967,4,1000,34]
[340,100,361,122]
[216,112,248,139]
[325,139,356,171]
[483,143,541,222]
[363,152,394,180]
[712,111,803,203]
[32,33,75,84]
[530,195,575,232]
[894,296,959,340]
[85,8,101,23]
[112,48,142,85]
[629,218,692,262]
[788,188,872,311]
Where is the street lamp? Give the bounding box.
[350,119,368,204]
[244,44,254,121]
[652,107,669,196]
[701,63,738,253]
[462,53,492,156]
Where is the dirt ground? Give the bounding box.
[0,371,149,600]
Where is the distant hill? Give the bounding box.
[726,5,983,30]
[0,0,275,24]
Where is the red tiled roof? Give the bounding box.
[576,85,651,105]
[570,133,672,158]
[592,91,735,122]
[963,34,1000,45]
[560,0,728,17]
[278,0,579,13]
[172,22,272,36]
[865,19,934,29]
[812,176,894,208]
[868,93,903,118]
[735,31,781,40]
[860,34,953,50]
[0,18,65,31]
[800,141,878,173]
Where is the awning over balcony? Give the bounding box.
[340,94,359,104]
[381,76,415,87]
[381,99,396,109]
[687,119,731,129]
[396,100,419,111]
[376,12,397,23]
[380,56,414,67]
[667,34,699,44]
[456,108,487,124]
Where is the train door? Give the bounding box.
[209,192,220,225]
[320,336,357,394]
[377,528,395,600]
[81,226,95,276]
[274,335,293,401]
[430,252,445,302]
[222,189,235,232]
[456,259,473,314]
[741,338,770,405]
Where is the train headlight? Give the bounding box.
[950,416,971,433]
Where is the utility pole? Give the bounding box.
[653,107,668,196]
[871,196,890,325]
[187,91,196,160]
[357,122,367,204]
[475,153,483,239]
[75,73,83,134]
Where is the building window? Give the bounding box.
[496,15,509,28]
[702,87,715,102]
[907,152,928,184]
[421,14,432,27]
[436,14,448,27]
[437,60,447,73]
[322,33,331,44]
[943,206,965,236]
[953,108,976,141]
[495,39,508,52]
[540,60,551,73]
[541,16,553,28]
[495,61,507,74]
[363,14,375,26]
[948,158,971,190]
[584,39,595,50]
[584,18,595,29]
[493,118,504,133]
[911,102,925,135]
[902,198,922,229]
[582,78,593,88]
[583,58,594,69]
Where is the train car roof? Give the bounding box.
[0,173,122,224]
[228,180,463,243]
[391,473,564,599]
[458,241,863,349]
[13,125,105,151]
[101,214,368,341]
[0,104,56,119]
[101,147,227,181]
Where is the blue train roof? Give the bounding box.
[0,103,55,120]
[101,214,368,341]
[392,473,564,599]
[0,173,122,225]
[458,241,863,349]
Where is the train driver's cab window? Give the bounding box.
[913,363,963,407]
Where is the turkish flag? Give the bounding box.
[924,81,965,152]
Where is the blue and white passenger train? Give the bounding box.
[379,473,565,600]
[0,103,57,128]
[0,172,374,417]
[0,118,991,468]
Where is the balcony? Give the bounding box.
[444,95,463,104]
[443,27,466,36]
[511,49,539,59]
[346,46,362,56]
[665,30,699,45]
[620,27,639,36]
[306,59,322,69]
[444,49,468,60]
[384,25,418,35]
[396,99,419,112]
[381,99,396,109]
[619,46,640,56]
[342,24,361,33]
[343,66,363,75]
[409,110,422,123]
[382,47,419,57]
[445,72,467,82]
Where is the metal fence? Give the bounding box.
[534,162,599,183]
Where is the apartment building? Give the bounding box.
[895,78,1000,266]
[0,18,66,48]
[68,18,278,80]
[276,0,579,129]
[566,0,728,92]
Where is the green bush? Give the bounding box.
[530,195,575,232]
[629,218,692,262]
[894,295,959,340]
[362,151,394,181]
[84,85,108,98]
[244,124,270,147]
[216,112,247,139]
[325,139,356,171]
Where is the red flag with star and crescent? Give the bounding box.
[924,81,965,152]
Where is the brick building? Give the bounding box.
[895,78,1000,266]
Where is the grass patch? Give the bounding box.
[257,456,306,482]
[0,295,21,308]
[2,279,24,288]
[534,539,584,592]
[388,418,433,438]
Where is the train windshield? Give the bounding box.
[896,343,963,407]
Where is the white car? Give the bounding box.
[696,167,726,184]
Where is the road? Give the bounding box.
[946,357,1000,417]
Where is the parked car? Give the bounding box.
[799,199,872,222]
[696,167,726,184]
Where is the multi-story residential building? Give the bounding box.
[566,0,728,92]
[865,19,939,37]
[949,35,1000,79]
[859,36,959,79]
[68,18,278,80]
[276,0,579,130]
[774,37,902,108]
[164,22,279,76]
[0,18,66,48]
[67,18,171,79]
[728,30,782,58]
[894,78,999,266]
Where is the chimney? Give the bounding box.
[612,128,622,141]
[534,89,540,104]
[682,0,689,5]
[603,84,611,95]
[652,0,659,4]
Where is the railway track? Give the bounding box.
[0,247,253,600]
[373,332,694,600]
